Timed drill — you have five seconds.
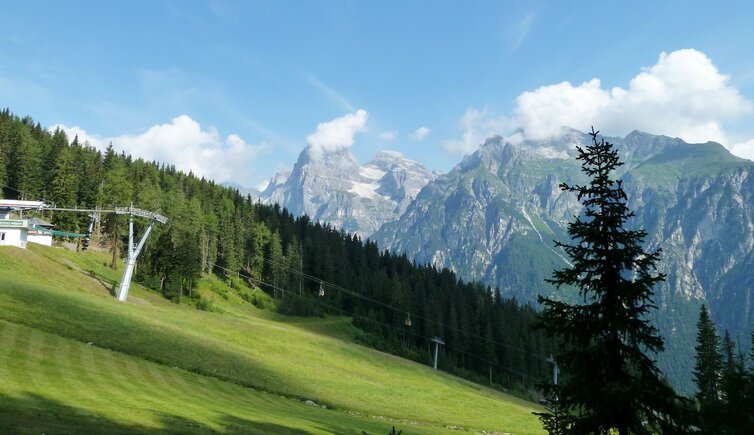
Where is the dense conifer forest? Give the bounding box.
[0,109,552,391]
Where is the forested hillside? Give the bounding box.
[0,109,552,390]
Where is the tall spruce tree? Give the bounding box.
[692,304,722,432]
[719,330,750,433]
[50,146,80,232]
[99,159,133,269]
[536,128,682,434]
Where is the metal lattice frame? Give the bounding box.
[116,204,167,301]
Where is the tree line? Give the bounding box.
[0,108,552,391]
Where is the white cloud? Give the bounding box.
[256,179,270,192]
[412,126,430,141]
[442,108,509,155]
[515,49,751,143]
[379,130,398,140]
[306,109,368,155]
[730,139,754,161]
[443,49,754,157]
[514,78,610,140]
[51,115,269,186]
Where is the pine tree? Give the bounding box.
[0,140,7,192]
[748,331,754,423]
[44,127,69,186]
[264,231,285,298]
[11,128,42,199]
[286,239,303,295]
[99,163,133,269]
[692,304,722,433]
[719,330,749,433]
[693,305,721,403]
[536,128,682,434]
[50,146,80,232]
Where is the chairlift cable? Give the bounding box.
[261,256,538,357]
[209,262,527,380]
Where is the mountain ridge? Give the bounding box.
[261,145,439,237]
[373,129,754,393]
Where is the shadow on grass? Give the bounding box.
[0,391,318,434]
[0,391,160,434]
[219,415,313,434]
[0,281,297,397]
[83,269,118,297]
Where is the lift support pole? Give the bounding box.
[116,205,167,302]
[432,336,445,370]
[118,217,155,301]
[546,355,559,411]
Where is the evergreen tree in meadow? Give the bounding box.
[536,128,683,434]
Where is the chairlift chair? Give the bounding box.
[404,313,412,327]
[318,282,325,297]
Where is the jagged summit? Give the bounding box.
[261,146,439,237]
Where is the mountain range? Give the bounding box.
[256,128,754,393]
[260,146,440,237]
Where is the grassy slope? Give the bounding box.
[0,244,543,434]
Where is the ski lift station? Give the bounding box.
[1,199,167,302]
[0,199,47,249]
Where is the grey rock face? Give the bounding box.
[261,146,439,238]
[374,129,754,393]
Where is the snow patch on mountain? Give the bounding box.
[349,181,381,199]
[359,166,387,180]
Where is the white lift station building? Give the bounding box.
[0,199,48,249]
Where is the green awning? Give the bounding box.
[31,225,88,238]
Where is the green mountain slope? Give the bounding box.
[0,244,543,434]
[0,109,552,401]
[376,130,754,394]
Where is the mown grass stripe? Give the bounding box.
[8,320,35,392]
[43,330,82,397]
[64,338,117,408]
[1,245,544,434]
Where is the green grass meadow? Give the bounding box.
[0,244,543,434]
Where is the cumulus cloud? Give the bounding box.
[306,109,368,154]
[379,130,398,140]
[442,108,509,155]
[412,126,430,141]
[51,115,269,186]
[443,49,754,157]
[730,139,754,161]
[516,49,751,143]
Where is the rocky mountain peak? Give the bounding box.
[261,145,439,237]
[374,128,754,393]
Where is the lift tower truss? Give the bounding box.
[116,205,167,301]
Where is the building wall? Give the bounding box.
[0,227,28,248]
[27,233,52,247]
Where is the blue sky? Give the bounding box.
[2,1,754,187]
